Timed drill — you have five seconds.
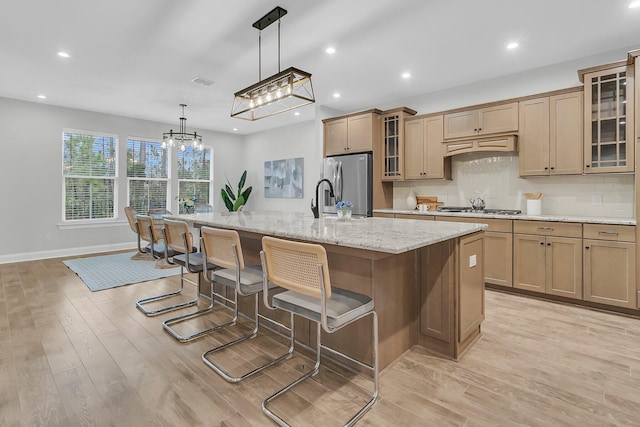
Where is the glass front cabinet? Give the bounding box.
[582,64,635,173]
[381,107,416,181]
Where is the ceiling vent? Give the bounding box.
[191,76,214,86]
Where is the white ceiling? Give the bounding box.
[1,0,639,135]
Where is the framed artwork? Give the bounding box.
[264,157,304,198]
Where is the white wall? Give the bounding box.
[0,97,243,263]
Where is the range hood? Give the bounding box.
[443,135,517,157]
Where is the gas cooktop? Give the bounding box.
[436,206,522,215]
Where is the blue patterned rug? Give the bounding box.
[63,252,180,292]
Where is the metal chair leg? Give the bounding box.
[262,311,379,427]
[162,282,238,342]
[135,266,200,316]
[202,298,294,383]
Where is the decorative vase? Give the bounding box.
[406,190,417,210]
[337,208,352,221]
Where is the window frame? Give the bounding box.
[176,146,213,213]
[61,128,119,223]
[126,136,169,213]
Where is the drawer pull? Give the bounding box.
[537,227,554,231]
[598,231,619,236]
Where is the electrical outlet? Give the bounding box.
[592,194,603,206]
[469,254,477,268]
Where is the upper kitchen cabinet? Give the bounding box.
[404,115,451,180]
[323,109,382,157]
[519,90,583,176]
[580,63,635,173]
[443,102,518,140]
[381,107,417,181]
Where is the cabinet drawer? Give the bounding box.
[373,213,395,218]
[514,220,581,238]
[436,216,512,232]
[583,224,636,242]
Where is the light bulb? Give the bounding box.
[266,93,272,102]
[180,144,186,152]
[168,137,174,147]
[276,89,282,98]
[249,100,255,108]
[161,140,167,149]
[257,97,263,105]
[287,85,292,95]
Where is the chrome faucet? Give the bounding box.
[311,179,335,218]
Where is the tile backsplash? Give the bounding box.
[393,152,634,218]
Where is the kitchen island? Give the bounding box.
[168,211,487,369]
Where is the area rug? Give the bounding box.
[63,252,180,292]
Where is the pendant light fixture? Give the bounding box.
[162,104,203,151]
[231,6,315,121]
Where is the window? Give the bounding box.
[63,130,117,220]
[127,138,168,212]
[177,146,212,213]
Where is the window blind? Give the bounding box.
[127,139,168,213]
[177,147,212,212]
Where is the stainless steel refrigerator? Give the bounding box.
[321,152,373,217]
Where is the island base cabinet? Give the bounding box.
[584,239,636,309]
[419,232,484,359]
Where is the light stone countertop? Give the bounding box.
[375,209,636,226]
[167,210,487,255]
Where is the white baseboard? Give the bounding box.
[0,242,138,264]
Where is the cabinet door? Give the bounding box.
[484,231,513,287]
[404,118,425,179]
[513,234,546,292]
[583,65,635,173]
[348,113,374,153]
[479,103,519,135]
[519,97,550,176]
[545,237,582,299]
[424,115,448,179]
[382,113,402,180]
[443,110,478,139]
[324,118,348,156]
[584,239,636,308]
[550,92,583,175]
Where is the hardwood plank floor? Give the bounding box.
[2,254,640,426]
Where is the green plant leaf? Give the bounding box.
[224,184,236,201]
[221,189,233,211]
[238,170,247,194]
[232,195,245,211]
[241,186,252,204]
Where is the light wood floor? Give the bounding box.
[2,254,640,426]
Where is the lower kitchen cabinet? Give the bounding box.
[513,221,582,300]
[583,224,636,309]
[436,217,512,287]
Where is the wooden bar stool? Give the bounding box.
[260,236,379,427]
[136,218,204,316]
[200,227,294,383]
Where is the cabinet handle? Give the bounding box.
[585,246,590,249]
[474,128,478,132]
[478,128,482,132]
[550,167,555,170]
[585,164,590,168]
[598,231,619,236]
[539,242,544,245]
[537,227,554,231]
[544,167,548,170]
[547,242,551,246]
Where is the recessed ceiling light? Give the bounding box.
[294,111,300,116]
[57,51,70,58]
[507,42,519,50]
[37,94,46,99]
[402,72,411,79]
[630,1,640,8]
[233,128,238,131]
[333,92,341,98]
[325,46,336,54]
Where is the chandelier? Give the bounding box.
[231,6,315,121]
[162,104,203,151]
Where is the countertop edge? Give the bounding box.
[374,209,636,226]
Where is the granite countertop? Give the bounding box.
[375,209,636,226]
[167,210,487,255]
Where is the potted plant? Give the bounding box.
[221,170,253,212]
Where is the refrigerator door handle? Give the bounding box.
[336,161,343,202]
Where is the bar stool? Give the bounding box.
[124,206,151,260]
[135,214,176,267]
[162,226,260,343]
[200,227,294,383]
[136,218,203,316]
[260,236,379,427]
